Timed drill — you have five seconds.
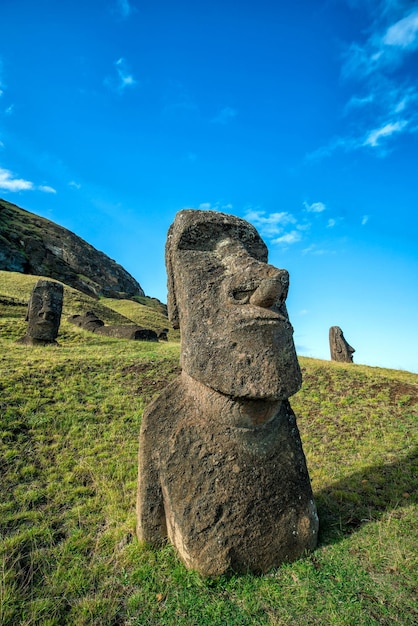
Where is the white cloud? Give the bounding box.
[244,209,296,237]
[383,9,418,49]
[327,218,336,228]
[361,215,369,225]
[69,180,81,189]
[272,230,302,245]
[5,104,14,115]
[0,167,33,191]
[198,202,212,210]
[105,57,137,93]
[38,185,56,194]
[212,107,237,124]
[363,119,408,146]
[303,201,326,213]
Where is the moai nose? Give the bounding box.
[249,271,289,309]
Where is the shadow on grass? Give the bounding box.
[315,445,418,545]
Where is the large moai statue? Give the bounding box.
[18,279,63,345]
[137,210,318,576]
[329,326,355,363]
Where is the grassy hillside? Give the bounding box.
[0,270,176,341]
[0,276,417,625]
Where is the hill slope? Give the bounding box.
[0,270,177,340]
[0,279,417,625]
[0,198,145,299]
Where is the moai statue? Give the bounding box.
[18,280,63,345]
[329,326,355,363]
[137,210,318,576]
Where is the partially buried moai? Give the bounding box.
[18,279,63,345]
[329,326,355,363]
[136,210,318,576]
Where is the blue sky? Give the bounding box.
[1,0,417,373]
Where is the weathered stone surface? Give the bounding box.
[329,326,355,363]
[67,311,158,341]
[157,328,169,341]
[0,198,145,299]
[95,325,158,341]
[18,279,63,345]
[137,209,318,576]
[67,311,105,332]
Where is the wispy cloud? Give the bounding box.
[197,201,234,212]
[38,185,56,194]
[272,230,302,245]
[0,57,4,96]
[309,3,418,159]
[115,0,135,19]
[303,201,326,213]
[0,167,33,191]
[0,167,56,193]
[361,215,369,226]
[383,9,418,50]
[363,119,408,147]
[244,201,338,251]
[104,57,137,93]
[211,107,237,125]
[302,244,331,256]
[244,208,296,237]
[69,180,81,189]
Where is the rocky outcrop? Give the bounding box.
[0,198,145,300]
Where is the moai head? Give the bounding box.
[166,209,302,400]
[25,280,63,343]
[329,326,355,363]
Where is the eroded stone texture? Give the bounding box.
[329,326,355,363]
[67,311,158,341]
[137,209,318,576]
[95,325,158,341]
[67,311,105,332]
[18,279,63,345]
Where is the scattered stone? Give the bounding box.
[95,325,158,341]
[137,209,318,576]
[18,279,63,345]
[67,311,104,332]
[329,326,355,363]
[67,311,158,341]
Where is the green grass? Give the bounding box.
[0,272,417,625]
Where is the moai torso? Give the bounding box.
[137,210,318,575]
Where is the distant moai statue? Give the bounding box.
[18,280,63,345]
[329,326,355,363]
[137,210,318,576]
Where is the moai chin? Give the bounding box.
[137,210,318,576]
[18,279,63,345]
[329,326,355,363]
